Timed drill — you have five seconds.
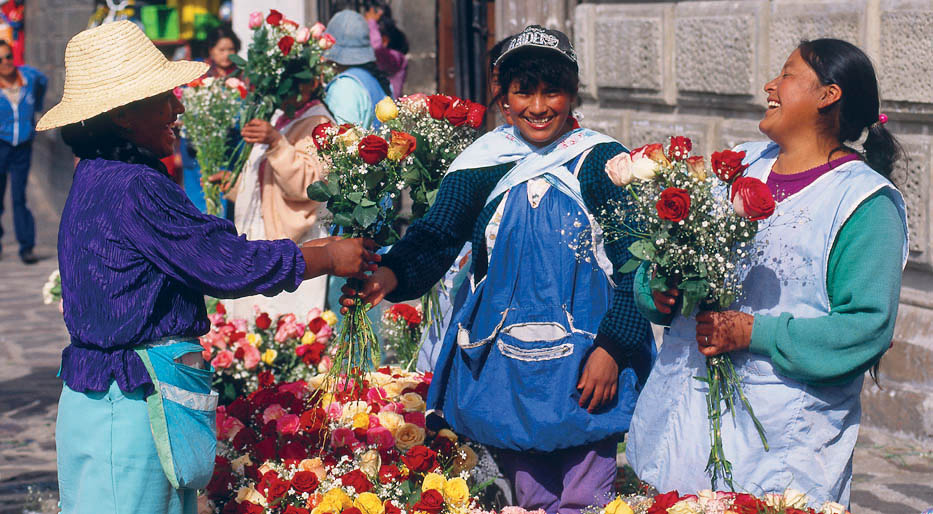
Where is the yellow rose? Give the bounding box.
[377,411,405,436]
[324,487,353,510]
[394,422,426,451]
[442,477,470,506]
[382,381,405,398]
[367,371,393,387]
[604,497,634,514]
[353,412,371,430]
[301,331,317,345]
[782,489,809,509]
[819,502,847,514]
[360,450,382,478]
[246,333,261,346]
[313,494,344,514]
[336,128,361,148]
[355,492,386,514]
[685,156,706,181]
[451,444,478,474]
[261,348,278,365]
[340,400,372,423]
[386,131,416,161]
[375,96,399,123]
[421,472,447,492]
[667,500,701,514]
[322,310,338,326]
[399,392,426,412]
[236,486,267,506]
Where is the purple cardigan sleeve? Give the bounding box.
[121,172,306,299]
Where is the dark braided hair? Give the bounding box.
[60,105,167,175]
[798,38,903,178]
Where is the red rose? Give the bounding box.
[412,489,444,514]
[730,176,775,221]
[444,101,470,127]
[466,102,486,129]
[298,343,325,366]
[238,502,264,514]
[401,445,437,472]
[278,36,295,56]
[668,136,692,161]
[266,9,283,26]
[258,370,276,388]
[255,312,272,330]
[312,122,333,149]
[731,494,766,514]
[384,501,401,514]
[427,95,453,119]
[358,135,389,165]
[647,490,680,514]
[281,439,308,460]
[232,427,257,452]
[253,436,278,462]
[284,507,311,514]
[378,464,402,484]
[711,149,748,183]
[215,302,226,315]
[227,397,251,422]
[258,470,290,500]
[655,187,691,222]
[206,469,236,499]
[340,469,373,493]
[291,470,320,493]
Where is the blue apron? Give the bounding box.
[329,67,389,129]
[427,137,653,452]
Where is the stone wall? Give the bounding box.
[571,0,933,443]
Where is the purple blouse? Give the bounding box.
[767,153,861,202]
[58,159,306,393]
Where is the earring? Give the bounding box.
[502,103,510,110]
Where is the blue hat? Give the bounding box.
[323,10,375,66]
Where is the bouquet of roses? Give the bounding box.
[307,123,416,385]
[380,303,424,370]
[179,76,247,215]
[595,489,850,514]
[603,136,776,490]
[204,367,485,514]
[373,93,486,333]
[225,9,337,189]
[201,303,339,404]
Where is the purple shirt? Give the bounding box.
[368,19,407,98]
[767,153,861,202]
[58,159,306,393]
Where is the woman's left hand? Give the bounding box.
[695,310,754,356]
[577,345,618,413]
[241,119,282,145]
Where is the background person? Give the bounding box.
[0,38,44,264]
[364,1,408,98]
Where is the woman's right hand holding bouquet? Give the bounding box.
[301,237,381,280]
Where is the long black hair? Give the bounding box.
[493,47,579,107]
[206,24,241,54]
[60,100,168,174]
[797,38,902,178]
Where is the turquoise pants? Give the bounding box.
[56,380,197,514]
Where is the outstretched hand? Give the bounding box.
[577,345,619,413]
[241,119,282,146]
[339,266,398,313]
[694,310,754,356]
[301,237,380,280]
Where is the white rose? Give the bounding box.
[782,489,809,509]
[631,156,659,181]
[819,501,848,514]
[605,152,634,187]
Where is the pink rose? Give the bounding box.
[232,318,249,333]
[295,27,311,44]
[366,426,395,449]
[381,402,403,414]
[317,356,333,373]
[605,152,634,187]
[237,341,261,369]
[315,324,333,340]
[172,86,183,100]
[319,34,336,50]
[217,407,245,440]
[276,414,300,435]
[332,427,357,447]
[310,22,326,39]
[404,411,425,428]
[262,404,287,424]
[306,307,323,322]
[201,349,211,361]
[326,401,343,420]
[208,312,225,325]
[211,350,234,369]
[366,387,388,404]
[278,381,308,398]
[282,19,299,30]
[248,11,263,29]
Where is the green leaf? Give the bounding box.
[353,205,379,228]
[425,189,439,207]
[680,279,710,317]
[229,54,247,68]
[718,292,736,310]
[334,212,354,227]
[326,179,340,196]
[364,169,386,190]
[292,69,314,80]
[347,192,365,204]
[277,77,294,96]
[307,181,332,202]
[402,167,421,184]
[359,198,377,207]
[628,239,657,261]
[649,276,671,292]
[618,257,642,275]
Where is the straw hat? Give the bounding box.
[36,21,208,131]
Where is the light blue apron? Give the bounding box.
[626,141,908,504]
[427,130,654,452]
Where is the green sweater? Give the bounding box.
[634,192,905,387]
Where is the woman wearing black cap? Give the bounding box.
[343,25,654,514]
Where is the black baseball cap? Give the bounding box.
[494,25,578,69]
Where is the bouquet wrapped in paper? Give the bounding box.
[178,76,247,215]
[602,136,776,489]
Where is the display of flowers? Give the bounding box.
[602,136,776,489]
[203,367,486,514]
[201,303,338,404]
[227,9,337,189]
[593,489,850,514]
[178,76,247,215]
[380,303,424,370]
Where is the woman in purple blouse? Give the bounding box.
[35,22,379,513]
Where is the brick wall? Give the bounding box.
[571,0,933,443]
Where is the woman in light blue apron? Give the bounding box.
[38,21,380,514]
[342,26,654,514]
[627,39,909,506]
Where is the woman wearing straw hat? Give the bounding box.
[39,21,380,514]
